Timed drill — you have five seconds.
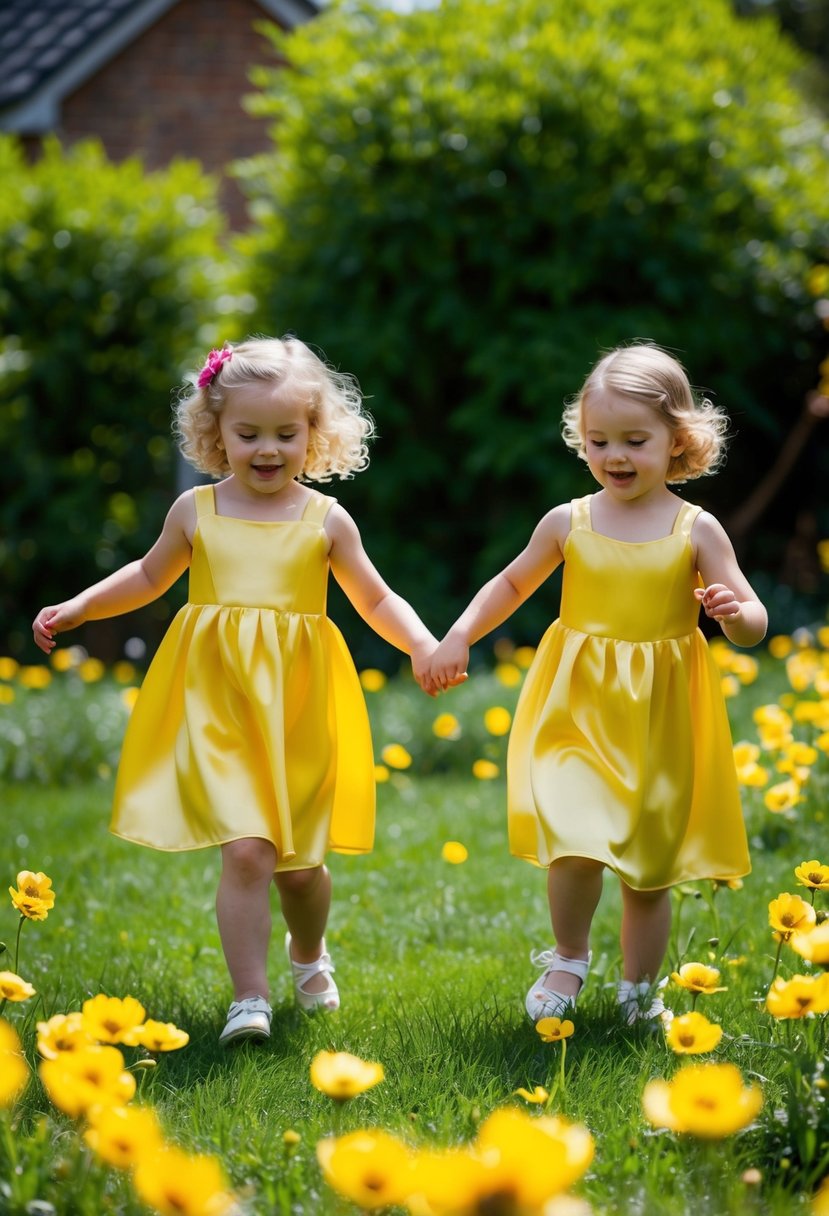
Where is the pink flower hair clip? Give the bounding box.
[197,346,233,389]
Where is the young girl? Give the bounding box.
[431,343,766,1025]
[33,336,442,1045]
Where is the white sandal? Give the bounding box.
[525,948,591,1022]
[616,977,672,1026]
[285,932,339,1012]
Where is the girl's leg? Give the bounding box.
[274,864,332,996]
[216,837,277,1001]
[619,882,672,982]
[541,856,605,997]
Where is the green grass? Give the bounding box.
[1,651,828,1214]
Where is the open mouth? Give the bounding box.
[608,471,635,484]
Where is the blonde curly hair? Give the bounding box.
[174,336,374,482]
[561,343,729,483]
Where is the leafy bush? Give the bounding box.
[0,137,231,658]
[240,0,829,654]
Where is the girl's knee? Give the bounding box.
[274,865,325,898]
[221,837,277,882]
[552,856,605,878]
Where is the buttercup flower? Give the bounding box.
[515,1084,550,1104]
[359,668,386,693]
[9,870,55,920]
[78,657,105,683]
[441,841,468,864]
[0,972,36,1001]
[795,860,829,892]
[317,1130,414,1210]
[472,759,499,780]
[536,1017,575,1043]
[82,994,147,1044]
[0,1017,29,1106]
[310,1050,385,1101]
[381,743,412,770]
[642,1062,762,1138]
[133,1145,236,1216]
[764,779,803,813]
[37,1012,95,1059]
[665,1012,723,1055]
[40,1045,136,1118]
[84,1103,164,1169]
[765,973,829,1019]
[768,892,817,939]
[124,1019,189,1052]
[18,666,52,689]
[495,662,522,687]
[670,963,727,996]
[789,921,829,966]
[433,712,462,740]
[484,706,512,736]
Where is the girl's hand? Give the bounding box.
[694,584,741,622]
[32,598,87,654]
[410,641,441,697]
[431,634,470,693]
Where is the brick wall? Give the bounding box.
[59,0,287,227]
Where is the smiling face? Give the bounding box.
[582,390,685,504]
[217,380,311,499]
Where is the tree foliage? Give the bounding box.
[0,137,228,656]
[240,0,829,651]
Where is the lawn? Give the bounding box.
[0,637,828,1215]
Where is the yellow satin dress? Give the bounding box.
[111,485,375,870]
[507,495,750,890]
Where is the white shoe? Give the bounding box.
[525,949,591,1022]
[285,933,340,1012]
[219,996,272,1046]
[616,977,672,1026]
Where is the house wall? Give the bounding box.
[59,0,286,226]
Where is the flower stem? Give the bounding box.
[771,936,784,982]
[13,915,24,976]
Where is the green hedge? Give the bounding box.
[240,0,829,654]
[0,137,230,658]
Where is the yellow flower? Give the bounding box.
[732,741,760,767]
[112,660,137,684]
[124,1020,190,1052]
[39,1045,136,1118]
[790,921,829,966]
[768,635,794,660]
[670,963,727,995]
[783,741,818,766]
[283,1129,301,1146]
[484,706,512,736]
[758,722,794,751]
[536,1017,575,1043]
[665,1012,723,1055]
[729,654,758,685]
[813,1175,829,1216]
[768,892,817,938]
[763,779,803,813]
[495,662,522,687]
[721,675,739,699]
[513,646,536,669]
[373,764,390,783]
[310,1050,385,1101]
[433,712,461,740]
[474,1108,594,1207]
[84,1103,164,1169]
[472,759,499,780]
[9,870,56,920]
[441,841,468,864]
[381,743,412,770]
[0,1017,29,1106]
[132,1146,235,1216]
[0,687,14,705]
[0,972,36,1001]
[515,1085,550,1104]
[359,668,386,693]
[795,860,829,891]
[753,704,792,729]
[316,1130,414,1210]
[765,974,829,1019]
[642,1062,762,1138]
[0,657,19,680]
[736,762,769,787]
[81,994,147,1044]
[78,657,105,683]
[37,1012,95,1059]
[18,665,52,689]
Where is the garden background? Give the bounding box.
[2,0,829,1214]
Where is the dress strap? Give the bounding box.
[301,489,337,526]
[672,500,702,538]
[569,495,593,531]
[193,484,216,518]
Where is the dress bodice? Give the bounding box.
[187,485,332,614]
[559,495,702,642]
